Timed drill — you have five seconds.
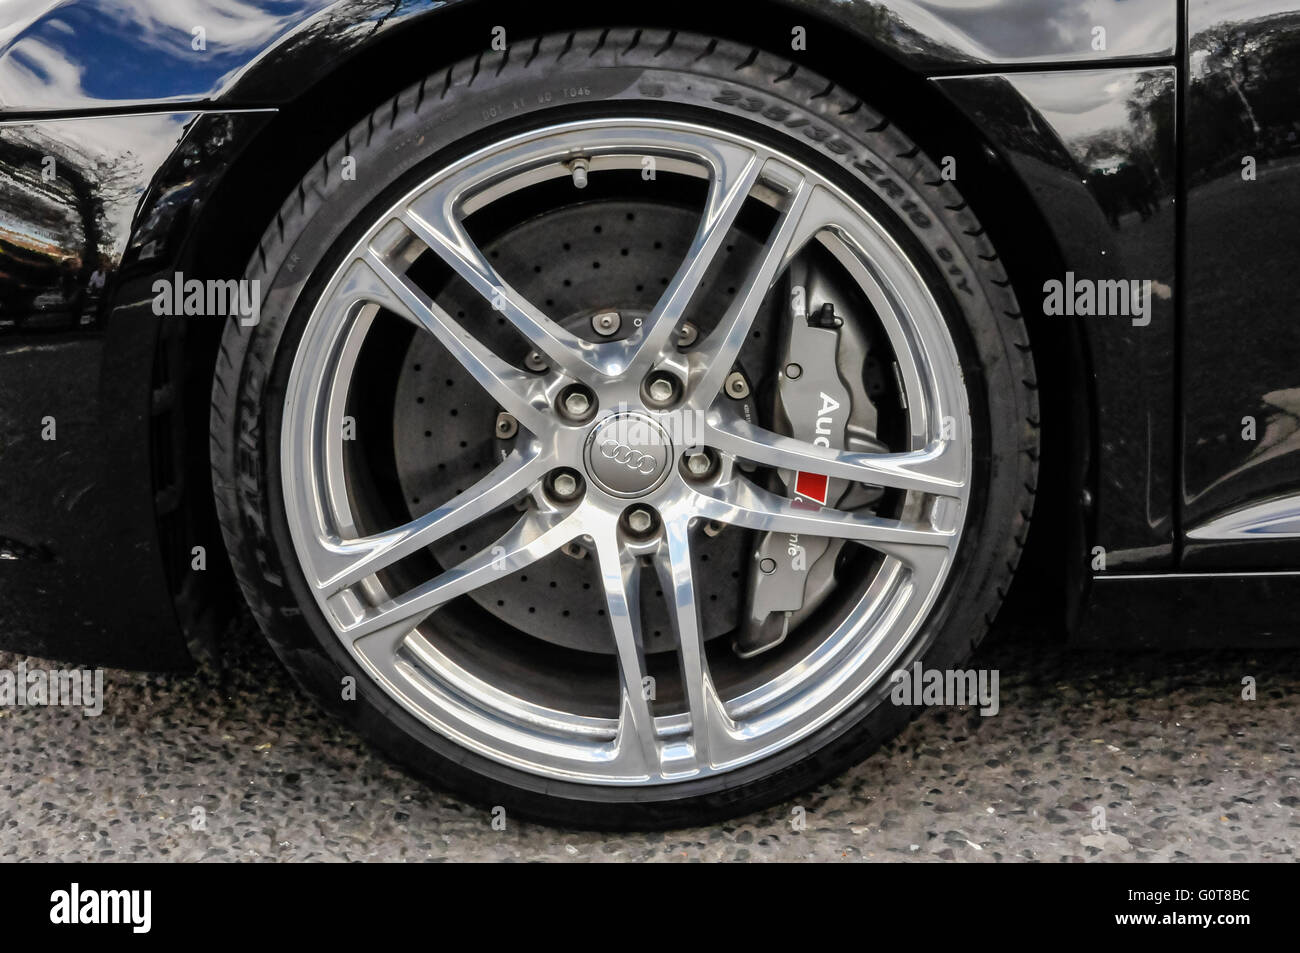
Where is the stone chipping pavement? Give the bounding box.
[0,620,1296,862]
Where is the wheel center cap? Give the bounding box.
[584,413,673,498]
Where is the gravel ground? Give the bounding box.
[1,621,1296,862]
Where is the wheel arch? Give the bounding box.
[165,3,1093,654]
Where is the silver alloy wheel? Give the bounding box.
[280,117,971,785]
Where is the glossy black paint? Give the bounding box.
[0,0,1293,669]
[1182,0,1300,570]
[0,1,1179,114]
[937,66,1178,571]
[0,110,271,667]
[1082,574,1300,648]
[0,0,337,112]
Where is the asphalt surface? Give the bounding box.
[1,620,1296,862]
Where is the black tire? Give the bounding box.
[210,28,1039,829]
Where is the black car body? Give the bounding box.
[0,1,1296,664]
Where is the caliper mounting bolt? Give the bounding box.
[810,302,843,329]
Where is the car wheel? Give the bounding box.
[210,28,1038,828]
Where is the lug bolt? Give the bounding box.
[724,371,750,399]
[645,374,676,406]
[759,557,777,574]
[565,392,590,416]
[625,507,656,536]
[495,412,518,439]
[685,451,713,478]
[677,322,699,348]
[784,363,802,380]
[592,311,621,336]
[570,157,589,189]
[551,471,581,501]
[560,386,594,420]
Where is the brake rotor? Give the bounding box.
[391,198,760,655]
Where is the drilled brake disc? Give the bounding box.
[392,199,760,654]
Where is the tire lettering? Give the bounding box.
[709,86,978,293]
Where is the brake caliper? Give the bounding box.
[734,264,854,658]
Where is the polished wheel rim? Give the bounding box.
[281,117,971,785]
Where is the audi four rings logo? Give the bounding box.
[599,439,658,473]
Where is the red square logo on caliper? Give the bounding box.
[793,471,829,506]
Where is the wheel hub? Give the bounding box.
[584,412,673,498]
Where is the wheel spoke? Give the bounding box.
[689,174,827,407]
[402,194,613,380]
[627,143,763,372]
[593,529,660,777]
[652,517,742,774]
[705,415,964,497]
[310,448,548,597]
[687,478,955,569]
[355,252,550,431]
[340,508,581,643]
